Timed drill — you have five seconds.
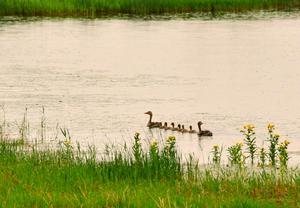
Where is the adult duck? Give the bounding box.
[197,121,213,136]
[144,111,162,128]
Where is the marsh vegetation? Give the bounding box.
[0,115,299,207]
[0,0,299,17]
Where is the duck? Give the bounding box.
[170,122,179,131]
[197,121,213,136]
[144,111,162,128]
[163,122,172,130]
[189,125,197,134]
[181,125,189,133]
[177,124,183,132]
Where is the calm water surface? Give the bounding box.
[1,17,300,164]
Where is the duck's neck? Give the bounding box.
[148,114,153,124]
[198,123,202,132]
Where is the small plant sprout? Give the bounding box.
[164,136,176,159]
[133,132,142,162]
[258,147,267,168]
[267,123,280,167]
[211,144,222,165]
[227,142,244,168]
[60,127,72,148]
[240,124,257,165]
[278,140,290,169]
[149,139,159,159]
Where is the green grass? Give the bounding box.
[0,133,299,207]
[0,0,299,17]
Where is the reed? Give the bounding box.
[0,0,299,17]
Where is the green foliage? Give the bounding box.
[240,124,257,165]
[0,0,299,17]
[267,123,280,167]
[211,144,222,165]
[0,114,297,207]
[227,142,244,167]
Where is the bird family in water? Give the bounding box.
[144,111,213,137]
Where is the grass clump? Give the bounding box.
[0,0,300,17]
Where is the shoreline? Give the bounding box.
[0,0,300,19]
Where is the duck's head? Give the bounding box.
[182,125,185,129]
[144,111,153,116]
[171,122,175,127]
[198,121,203,126]
[178,124,181,129]
[164,122,167,127]
[189,125,193,130]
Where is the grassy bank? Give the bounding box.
[0,0,299,17]
[0,124,300,207]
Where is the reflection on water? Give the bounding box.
[1,16,300,164]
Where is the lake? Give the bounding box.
[1,16,300,164]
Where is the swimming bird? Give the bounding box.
[189,125,197,134]
[164,122,172,130]
[177,124,183,132]
[181,125,189,133]
[171,122,179,131]
[144,111,162,128]
[197,121,213,136]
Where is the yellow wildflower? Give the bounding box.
[284,140,290,146]
[273,133,280,139]
[150,139,158,148]
[267,123,275,131]
[213,144,219,149]
[237,142,243,147]
[63,139,71,146]
[243,124,255,132]
[167,136,176,143]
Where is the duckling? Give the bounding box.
[159,122,165,129]
[177,124,183,132]
[164,122,172,130]
[189,125,197,134]
[144,111,162,128]
[197,121,213,137]
[181,125,189,133]
[171,122,179,131]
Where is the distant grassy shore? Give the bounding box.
[0,0,299,17]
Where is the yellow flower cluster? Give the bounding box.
[267,123,275,131]
[150,139,158,148]
[236,142,243,147]
[213,144,219,149]
[63,139,71,146]
[167,136,176,143]
[243,124,255,131]
[279,140,290,147]
[273,134,280,139]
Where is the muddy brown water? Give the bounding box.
[1,17,300,164]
